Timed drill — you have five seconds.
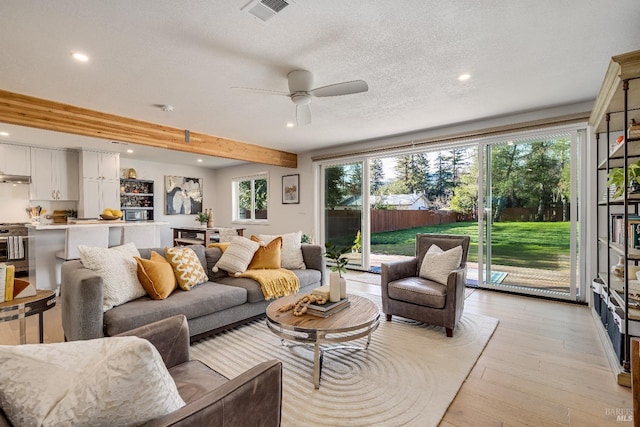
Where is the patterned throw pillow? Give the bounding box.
[248,236,282,269]
[212,236,260,275]
[419,244,463,285]
[258,231,306,270]
[78,242,146,311]
[135,251,177,299]
[165,246,209,290]
[0,336,185,427]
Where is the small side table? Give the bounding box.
[0,290,57,344]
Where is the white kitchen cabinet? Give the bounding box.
[29,147,79,201]
[81,150,119,180]
[0,143,30,176]
[78,150,120,218]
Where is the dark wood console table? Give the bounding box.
[172,226,246,246]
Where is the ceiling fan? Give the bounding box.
[233,70,368,126]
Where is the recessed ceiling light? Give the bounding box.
[0,131,9,136]
[197,158,203,163]
[71,52,89,62]
[126,149,134,153]
[457,73,471,81]
[286,122,295,128]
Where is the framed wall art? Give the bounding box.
[165,175,203,214]
[282,174,299,204]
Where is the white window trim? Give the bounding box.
[232,172,269,224]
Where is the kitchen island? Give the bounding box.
[27,221,169,292]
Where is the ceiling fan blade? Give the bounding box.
[310,80,368,97]
[230,86,289,96]
[296,104,311,126]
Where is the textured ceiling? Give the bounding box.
[1,0,640,167]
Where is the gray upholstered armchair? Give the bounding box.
[381,234,470,337]
[0,315,283,427]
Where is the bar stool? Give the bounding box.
[121,225,160,248]
[55,226,109,293]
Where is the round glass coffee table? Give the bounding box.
[266,294,379,389]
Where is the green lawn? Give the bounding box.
[371,221,571,271]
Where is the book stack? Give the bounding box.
[0,263,15,303]
[610,214,640,249]
[306,297,350,318]
[0,263,36,303]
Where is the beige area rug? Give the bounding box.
[191,291,498,427]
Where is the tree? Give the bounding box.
[370,159,385,192]
[449,148,468,186]
[379,179,409,196]
[324,166,345,209]
[345,163,362,197]
[394,153,429,194]
[522,140,562,221]
[430,151,454,205]
[450,147,478,216]
[491,143,523,221]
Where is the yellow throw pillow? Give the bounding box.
[248,236,282,270]
[165,247,209,290]
[207,242,230,252]
[135,251,177,300]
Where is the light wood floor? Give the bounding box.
[0,273,632,426]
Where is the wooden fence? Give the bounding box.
[326,209,463,237]
[370,210,460,233]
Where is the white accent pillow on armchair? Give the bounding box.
[419,244,463,285]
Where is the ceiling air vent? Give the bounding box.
[242,0,290,22]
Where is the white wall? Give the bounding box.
[119,158,218,247]
[211,155,316,240]
[0,184,31,223]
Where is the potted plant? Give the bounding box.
[194,211,210,226]
[351,230,362,253]
[324,242,349,301]
[607,160,640,198]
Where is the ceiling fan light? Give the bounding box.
[290,93,311,105]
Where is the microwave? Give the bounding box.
[124,209,149,221]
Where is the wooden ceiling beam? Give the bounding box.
[0,89,297,168]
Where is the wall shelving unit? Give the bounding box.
[120,178,154,221]
[591,49,640,386]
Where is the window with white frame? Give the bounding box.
[232,173,268,222]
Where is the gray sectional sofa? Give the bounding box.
[60,244,325,341]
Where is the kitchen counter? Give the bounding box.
[27,221,170,291]
[27,220,168,230]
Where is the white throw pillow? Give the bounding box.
[419,244,463,285]
[0,337,185,427]
[258,231,306,270]
[78,242,146,311]
[213,236,260,275]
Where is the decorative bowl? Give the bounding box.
[100,214,122,220]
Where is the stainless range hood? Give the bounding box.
[0,174,31,184]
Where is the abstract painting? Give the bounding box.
[165,175,203,215]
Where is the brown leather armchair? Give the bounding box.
[381,234,470,337]
[0,315,283,427]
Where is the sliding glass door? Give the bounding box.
[321,161,365,269]
[479,132,580,299]
[316,126,585,302]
